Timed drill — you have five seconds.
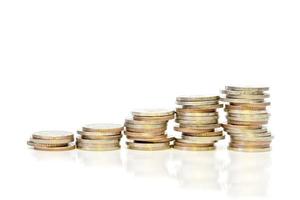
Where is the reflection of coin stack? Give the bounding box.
[124,109,175,151]
[221,86,272,152]
[174,96,224,151]
[76,123,123,151]
[27,130,75,151]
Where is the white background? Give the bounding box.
[0,0,299,199]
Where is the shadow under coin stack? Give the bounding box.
[27,130,75,151]
[124,109,175,151]
[174,96,224,151]
[221,86,272,152]
[76,123,123,151]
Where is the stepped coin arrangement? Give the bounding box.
[27,130,75,151]
[174,95,224,151]
[124,109,175,150]
[221,86,272,152]
[76,123,123,151]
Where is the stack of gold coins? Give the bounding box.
[76,123,123,151]
[124,109,175,151]
[221,86,272,152]
[27,130,75,151]
[174,95,225,151]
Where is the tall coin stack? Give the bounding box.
[174,96,224,151]
[76,123,123,151]
[27,130,75,151]
[221,86,272,152]
[124,109,175,151]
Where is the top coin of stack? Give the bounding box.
[124,109,175,151]
[174,95,224,151]
[27,130,75,151]
[76,123,123,151]
[221,86,272,152]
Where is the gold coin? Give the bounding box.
[230,140,271,146]
[228,146,271,152]
[76,137,120,145]
[33,143,75,151]
[226,94,269,100]
[125,123,167,129]
[29,137,74,145]
[221,98,264,104]
[127,136,174,143]
[179,123,221,130]
[182,131,223,137]
[77,130,121,136]
[182,135,225,143]
[225,108,268,114]
[77,145,120,151]
[174,145,216,151]
[231,135,273,142]
[176,100,219,106]
[178,104,223,111]
[27,140,68,147]
[132,109,174,117]
[82,123,123,133]
[176,108,219,113]
[225,86,269,91]
[174,126,215,133]
[32,130,74,140]
[176,112,218,117]
[176,119,218,125]
[126,127,167,133]
[222,123,263,130]
[126,141,170,151]
[81,134,122,140]
[76,141,120,148]
[230,102,271,107]
[125,118,167,125]
[124,131,165,137]
[176,95,220,102]
[176,115,218,121]
[227,132,271,138]
[227,116,269,122]
[227,119,268,125]
[225,105,266,111]
[174,140,214,147]
[224,127,268,134]
[221,90,265,95]
[133,115,174,121]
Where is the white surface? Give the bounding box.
[0,0,299,199]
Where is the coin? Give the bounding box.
[77,145,120,151]
[125,123,167,129]
[176,107,220,113]
[174,126,216,133]
[174,140,214,147]
[182,130,223,137]
[225,86,269,91]
[181,135,225,143]
[132,109,174,117]
[133,115,174,121]
[82,123,123,133]
[176,100,219,106]
[126,141,170,151]
[181,104,222,110]
[27,140,68,147]
[32,130,74,140]
[127,136,173,143]
[174,145,216,151]
[176,112,218,117]
[126,127,167,133]
[77,130,121,136]
[76,137,120,145]
[228,146,271,152]
[221,98,265,104]
[125,118,166,125]
[176,119,218,125]
[176,115,218,121]
[225,105,266,111]
[225,108,268,114]
[231,135,273,142]
[29,137,73,145]
[230,102,271,107]
[124,131,165,137]
[226,94,270,100]
[227,119,268,125]
[176,95,219,102]
[222,123,263,130]
[221,90,265,95]
[81,134,122,140]
[33,143,75,151]
[179,123,221,130]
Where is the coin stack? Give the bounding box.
[124,109,175,151]
[27,130,75,151]
[221,86,272,152]
[174,96,224,151]
[76,123,123,151]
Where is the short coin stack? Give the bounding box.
[124,109,175,151]
[76,123,123,151]
[174,95,224,151]
[221,86,272,152]
[27,130,75,151]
